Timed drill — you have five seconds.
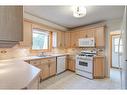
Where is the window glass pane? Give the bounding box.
[120,45,123,53]
[114,38,122,45]
[52,32,57,48]
[114,38,119,45]
[114,45,123,53]
[32,29,49,50]
[115,46,118,53]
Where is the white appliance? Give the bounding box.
[57,56,66,74]
[76,50,96,79]
[119,6,127,89]
[78,38,95,47]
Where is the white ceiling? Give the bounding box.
[24,6,124,29]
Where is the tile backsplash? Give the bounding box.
[0,45,67,60]
[0,44,104,60]
[0,44,30,60]
[66,48,104,56]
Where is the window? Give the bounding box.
[114,37,123,53]
[32,29,49,50]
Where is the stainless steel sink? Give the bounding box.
[37,55,52,58]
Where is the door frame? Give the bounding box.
[109,33,120,68]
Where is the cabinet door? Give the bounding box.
[70,32,77,48]
[94,57,105,78]
[20,21,32,47]
[68,59,75,71]
[86,28,95,38]
[78,31,87,38]
[64,32,71,48]
[30,60,41,69]
[49,59,56,76]
[40,62,50,80]
[57,31,65,48]
[0,6,23,41]
[95,27,105,47]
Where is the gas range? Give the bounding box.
[76,50,97,79]
[76,50,96,60]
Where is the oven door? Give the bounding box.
[76,58,93,73]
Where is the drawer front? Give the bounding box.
[30,60,41,67]
[48,58,56,62]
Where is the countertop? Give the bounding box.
[0,53,69,89]
[0,59,41,89]
[24,53,69,61]
[94,55,105,58]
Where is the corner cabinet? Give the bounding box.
[29,57,56,80]
[0,6,23,42]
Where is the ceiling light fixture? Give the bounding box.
[72,6,87,18]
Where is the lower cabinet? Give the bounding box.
[67,56,75,71]
[40,62,50,80]
[93,57,105,78]
[29,57,56,81]
[49,60,56,76]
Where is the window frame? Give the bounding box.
[31,28,52,52]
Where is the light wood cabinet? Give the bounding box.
[68,59,75,71]
[29,57,56,80]
[67,56,75,71]
[95,27,105,47]
[93,57,105,78]
[64,32,71,48]
[0,6,23,42]
[20,21,32,47]
[70,29,95,48]
[70,32,78,48]
[70,26,105,48]
[40,60,50,80]
[49,58,57,76]
[86,28,95,38]
[57,31,65,48]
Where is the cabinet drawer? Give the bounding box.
[47,57,56,62]
[30,60,41,67]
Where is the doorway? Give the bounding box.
[109,32,122,86]
[111,35,123,68]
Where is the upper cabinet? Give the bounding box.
[70,26,105,48]
[64,32,71,48]
[0,6,23,42]
[86,28,95,38]
[95,27,105,48]
[56,31,65,48]
[70,31,78,48]
[20,20,32,47]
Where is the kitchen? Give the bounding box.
[0,6,126,89]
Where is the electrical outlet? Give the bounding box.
[0,50,7,54]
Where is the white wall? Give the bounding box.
[105,18,123,77]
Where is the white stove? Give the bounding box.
[76,50,96,79]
